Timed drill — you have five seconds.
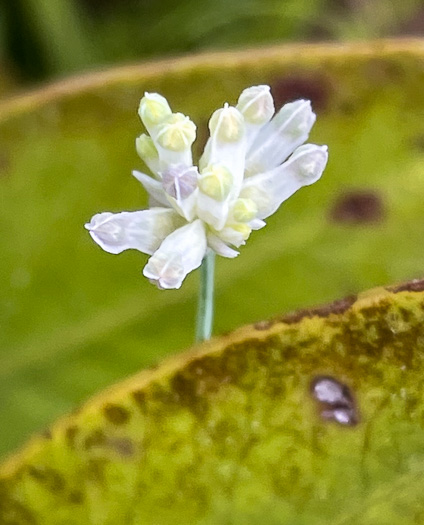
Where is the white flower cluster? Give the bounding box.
[85,85,328,289]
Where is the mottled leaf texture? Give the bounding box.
[2,283,424,523]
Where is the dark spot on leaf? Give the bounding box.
[27,465,65,492]
[388,278,424,294]
[171,372,197,406]
[41,428,52,440]
[132,389,146,411]
[103,403,131,425]
[0,498,37,525]
[282,295,357,324]
[65,425,78,449]
[272,73,331,111]
[84,429,106,450]
[69,490,84,504]
[364,59,405,84]
[254,319,275,331]
[86,457,109,484]
[329,190,385,224]
[107,437,136,458]
[411,134,424,151]
[310,376,359,426]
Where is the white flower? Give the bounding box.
[85,86,328,289]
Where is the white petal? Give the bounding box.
[132,170,170,207]
[143,220,207,289]
[207,233,239,258]
[196,191,230,231]
[245,100,316,176]
[216,223,252,248]
[85,208,183,255]
[166,190,198,222]
[249,218,266,230]
[241,144,328,220]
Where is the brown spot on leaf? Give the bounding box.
[411,135,424,151]
[103,403,131,425]
[107,437,136,458]
[310,376,359,426]
[330,190,385,224]
[388,278,424,294]
[65,425,78,449]
[132,389,146,412]
[282,295,357,324]
[69,490,84,504]
[272,73,331,111]
[84,429,106,450]
[41,428,52,440]
[27,465,65,492]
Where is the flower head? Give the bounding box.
[85,85,328,289]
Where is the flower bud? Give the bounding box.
[292,144,328,184]
[232,198,258,222]
[136,134,159,162]
[237,85,274,125]
[138,92,172,128]
[156,113,196,152]
[230,223,251,240]
[198,164,233,201]
[209,104,244,142]
[276,100,315,139]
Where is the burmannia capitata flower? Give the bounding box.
[85,85,328,289]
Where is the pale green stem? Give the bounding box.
[195,251,215,342]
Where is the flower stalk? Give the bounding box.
[195,251,215,342]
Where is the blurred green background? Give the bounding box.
[1,0,424,461]
[0,0,423,92]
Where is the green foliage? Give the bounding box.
[0,39,424,463]
[3,284,424,523]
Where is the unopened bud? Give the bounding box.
[138,92,172,127]
[209,104,244,142]
[232,223,251,239]
[198,164,233,201]
[237,85,274,125]
[232,198,258,222]
[292,144,328,184]
[156,113,196,151]
[276,100,315,138]
[136,134,159,162]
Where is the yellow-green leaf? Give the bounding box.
[2,282,424,523]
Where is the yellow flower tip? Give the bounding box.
[155,113,196,152]
[198,164,233,201]
[138,92,172,127]
[135,134,159,161]
[229,222,252,240]
[232,198,258,222]
[209,105,245,142]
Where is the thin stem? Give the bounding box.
[195,251,215,342]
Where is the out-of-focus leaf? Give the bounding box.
[0,39,424,458]
[3,282,424,523]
